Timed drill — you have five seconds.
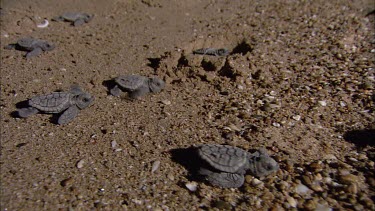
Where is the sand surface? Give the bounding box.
[1,0,374,210]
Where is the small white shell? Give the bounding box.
[151,160,160,173]
[37,19,49,28]
[76,159,85,169]
[185,182,198,191]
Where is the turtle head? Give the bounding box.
[148,77,165,93]
[217,48,229,56]
[257,155,279,174]
[75,93,94,109]
[82,13,94,22]
[249,149,279,177]
[40,42,55,51]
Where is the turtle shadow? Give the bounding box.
[102,79,117,95]
[169,147,211,182]
[10,100,30,118]
[11,100,60,124]
[343,129,375,147]
[147,57,161,70]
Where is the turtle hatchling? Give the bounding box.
[4,37,55,59]
[110,75,165,99]
[197,144,279,188]
[17,85,94,125]
[52,12,94,26]
[193,48,229,56]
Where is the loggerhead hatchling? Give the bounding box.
[193,48,229,56]
[52,12,94,26]
[197,144,279,188]
[110,75,165,99]
[17,85,94,125]
[4,37,55,59]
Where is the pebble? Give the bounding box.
[295,183,311,195]
[292,115,301,121]
[251,178,264,188]
[212,200,232,210]
[161,100,171,105]
[151,160,160,173]
[272,122,281,127]
[111,140,118,149]
[339,174,359,184]
[315,203,332,211]
[286,196,297,208]
[185,182,198,191]
[167,173,175,181]
[76,159,85,169]
[318,100,327,106]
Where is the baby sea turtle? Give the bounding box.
[110,75,165,99]
[52,12,94,26]
[193,48,229,56]
[4,37,55,59]
[17,85,94,125]
[199,169,245,188]
[197,144,279,188]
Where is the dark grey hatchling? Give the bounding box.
[17,85,94,125]
[198,144,279,188]
[110,75,165,99]
[193,48,229,56]
[4,37,55,59]
[52,12,94,26]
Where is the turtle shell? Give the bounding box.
[17,38,37,50]
[29,92,73,113]
[61,12,92,21]
[115,75,148,91]
[198,144,249,173]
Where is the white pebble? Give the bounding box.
[37,19,49,28]
[292,115,301,121]
[185,182,198,191]
[161,100,171,105]
[251,178,264,187]
[237,85,244,89]
[272,122,281,127]
[132,199,143,205]
[286,196,297,208]
[151,160,160,173]
[315,203,332,211]
[111,140,118,149]
[295,183,311,195]
[339,101,346,107]
[318,100,327,106]
[76,159,85,169]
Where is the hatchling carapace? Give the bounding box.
[193,48,229,56]
[197,144,279,188]
[4,37,55,59]
[17,85,94,125]
[52,12,94,26]
[110,75,165,99]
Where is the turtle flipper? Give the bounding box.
[58,106,79,125]
[73,19,85,26]
[128,85,150,99]
[52,16,65,22]
[199,168,245,188]
[17,107,39,118]
[69,84,83,95]
[4,44,16,50]
[110,85,121,97]
[26,48,43,59]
